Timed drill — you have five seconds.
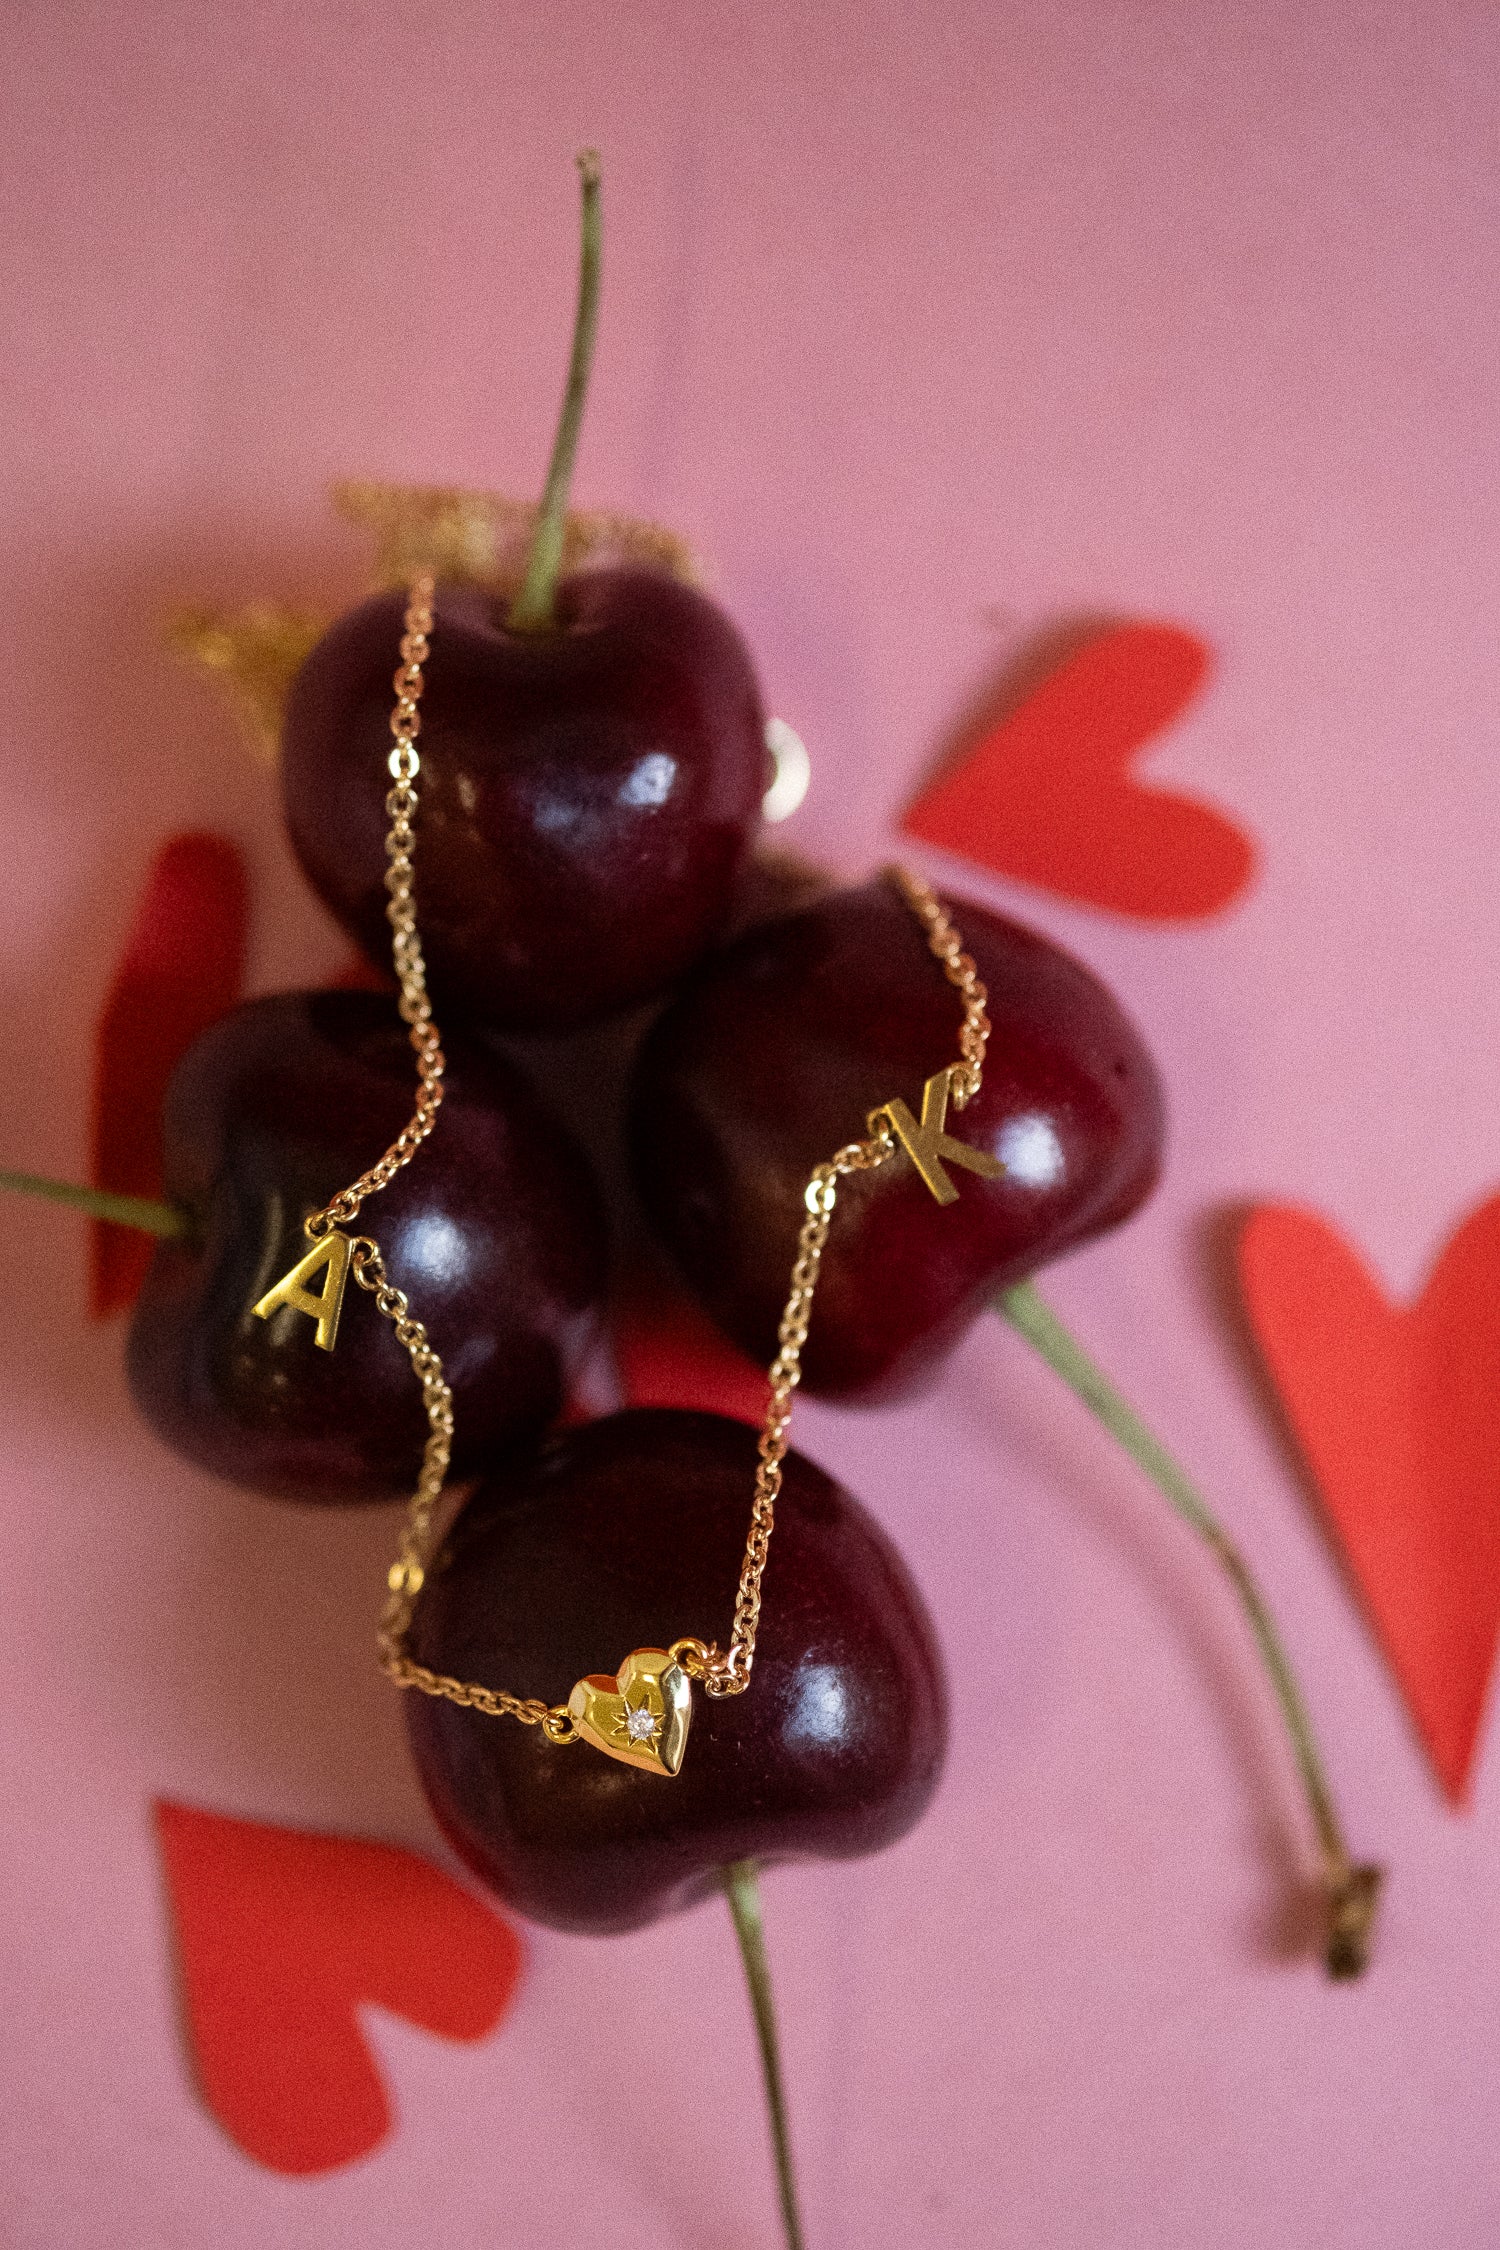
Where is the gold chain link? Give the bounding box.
[697,865,993,1696]
[335,583,995,1738]
[317,581,575,1740]
[887,863,993,1108]
[306,578,446,1243]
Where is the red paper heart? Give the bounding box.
[901,621,1255,920]
[156,1800,523,2175]
[331,948,396,993]
[90,834,248,1317]
[612,1265,766,1426]
[1237,1198,1500,1803]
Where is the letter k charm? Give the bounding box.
[869,1068,1004,1206]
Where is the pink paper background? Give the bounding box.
[4,3,1499,2242]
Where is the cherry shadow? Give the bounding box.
[972,1287,1337,1975]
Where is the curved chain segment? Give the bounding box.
[295,582,997,1746]
[700,868,996,1698]
[305,581,446,1242]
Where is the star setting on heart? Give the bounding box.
[567,1649,694,1775]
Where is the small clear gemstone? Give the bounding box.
[624,1703,659,1744]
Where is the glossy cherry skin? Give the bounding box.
[627,879,1165,1398]
[281,572,768,1032]
[127,991,608,1505]
[406,1408,947,1934]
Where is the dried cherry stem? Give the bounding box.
[0,1167,186,1238]
[995,1279,1382,1979]
[722,1860,808,2250]
[508,148,603,633]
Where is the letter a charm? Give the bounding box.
[252,1230,353,1352]
[870,1067,1004,1206]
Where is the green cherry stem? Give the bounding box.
[0,1167,186,1238]
[722,1860,808,2250]
[995,1279,1382,1980]
[508,148,603,634]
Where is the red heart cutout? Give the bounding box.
[91,834,248,1317]
[331,947,396,993]
[901,622,1255,920]
[1237,1199,1500,1804]
[156,1800,523,2174]
[612,1263,766,1426]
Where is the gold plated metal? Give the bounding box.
[886,862,995,1107]
[166,602,328,764]
[567,1648,693,1776]
[172,490,701,773]
[373,847,999,1765]
[674,868,1003,1710]
[869,1066,1003,1205]
[257,581,1002,1778]
[253,1229,352,1351]
[332,478,700,597]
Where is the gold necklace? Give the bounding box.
[254,579,1001,1777]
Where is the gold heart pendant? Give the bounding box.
[567,1648,692,1777]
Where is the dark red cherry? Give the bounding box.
[405,1408,947,1934]
[626,878,1165,1398]
[279,572,768,1032]
[127,990,608,1505]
